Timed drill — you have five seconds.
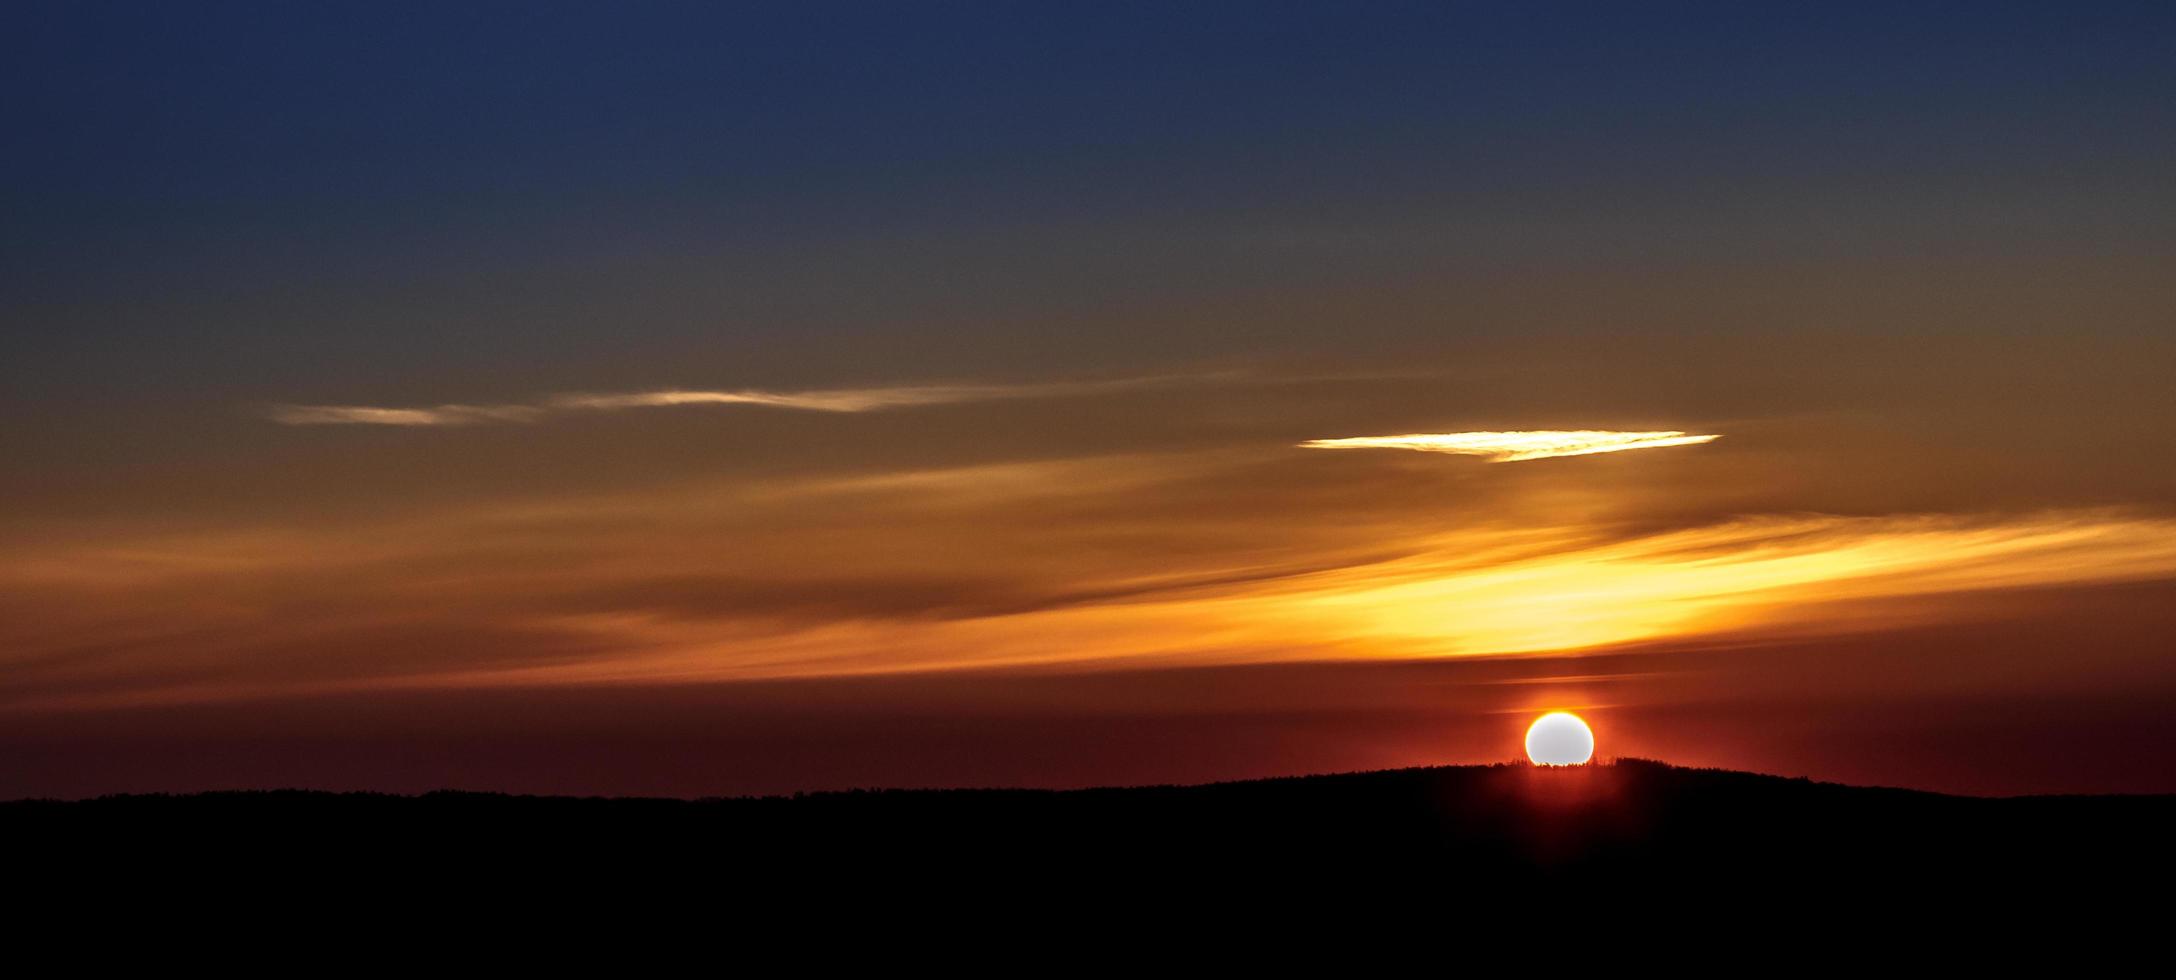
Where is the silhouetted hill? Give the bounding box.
[10,760,2170,927]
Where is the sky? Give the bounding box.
[4,2,2175,798]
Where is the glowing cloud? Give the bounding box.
[1250,511,2176,657]
[1299,430,1721,462]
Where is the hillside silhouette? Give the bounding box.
[11,760,2170,907]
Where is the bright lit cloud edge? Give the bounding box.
[1300,430,1721,462]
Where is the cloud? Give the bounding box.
[550,383,1075,414]
[1299,430,1721,462]
[270,375,1214,426]
[266,404,545,426]
[12,414,2176,708]
[1242,510,2176,657]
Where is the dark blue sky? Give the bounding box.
[4,2,2173,449]
[10,3,2170,293]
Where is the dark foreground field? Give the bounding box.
[9,759,2171,928]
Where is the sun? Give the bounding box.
[1525,712,1595,766]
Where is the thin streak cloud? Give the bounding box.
[1300,430,1722,462]
[267,404,544,426]
[550,381,1115,414]
[269,375,1220,426]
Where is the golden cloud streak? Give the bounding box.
[1251,512,2176,657]
[462,510,2176,689]
[1300,430,1721,462]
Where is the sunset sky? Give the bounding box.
[5,2,2175,797]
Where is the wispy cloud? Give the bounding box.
[1247,510,2176,656]
[1300,430,1721,462]
[270,375,1213,426]
[547,380,1145,414]
[267,404,545,426]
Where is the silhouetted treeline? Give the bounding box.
[7,760,2170,932]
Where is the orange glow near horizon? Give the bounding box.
[279,508,2176,695]
[10,441,2176,709]
[1243,511,2176,659]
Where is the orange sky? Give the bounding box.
[7,5,2176,798]
[6,348,2176,796]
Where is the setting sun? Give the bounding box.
[1525,712,1596,766]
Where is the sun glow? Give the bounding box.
[1263,512,2176,656]
[1299,430,1721,462]
[1526,712,1595,765]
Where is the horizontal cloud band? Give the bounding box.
[1300,430,1721,462]
[269,375,1210,426]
